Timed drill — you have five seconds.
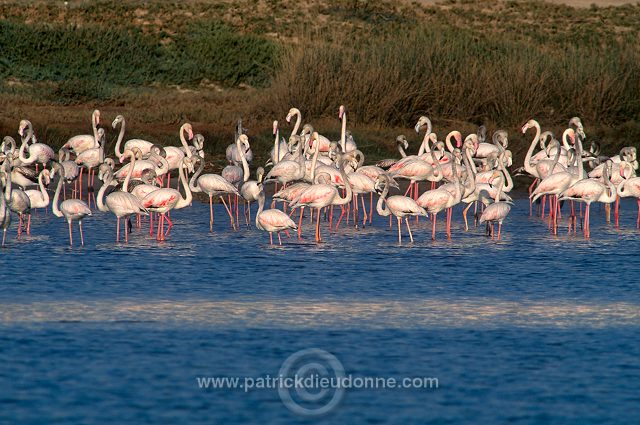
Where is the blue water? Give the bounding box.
[1,196,639,424]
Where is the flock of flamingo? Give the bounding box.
[1,106,639,246]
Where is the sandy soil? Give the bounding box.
[414,0,636,7]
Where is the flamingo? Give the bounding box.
[58,147,80,198]
[141,157,194,241]
[189,156,240,232]
[62,109,100,155]
[255,190,297,245]
[376,135,410,169]
[617,174,640,228]
[417,152,463,240]
[290,134,353,242]
[240,167,265,227]
[479,170,512,240]
[75,127,105,203]
[18,120,55,170]
[51,163,92,246]
[559,160,617,238]
[24,169,51,234]
[162,123,195,188]
[2,137,38,189]
[97,150,149,242]
[374,173,427,243]
[1,159,12,246]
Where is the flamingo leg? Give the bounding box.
[405,217,414,242]
[125,217,129,243]
[636,198,640,228]
[220,196,235,230]
[79,221,85,246]
[353,194,358,228]
[2,229,6,247]
[209,195,214,232]
[27,214,31,235]
[277,232,282,245]
[615,196,620,228]
[235,194,240,227]
[585,204,590,238]
[297,207,304,239]
[336,206,346,229]
[316,208,322,242]
[269,232,273,245]
[446,208,452,239]
[528,178,538,215]
[432,213,437,241]
[361,194,367,228]
[462,203,472,231]
[498,222,502,240]
[78,168,83,201]
[397,216,402,244]
[116,217,120,242]
[165,214,173,236]
[404,183,412,197]
[541,195,546,219]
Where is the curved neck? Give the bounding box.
[96,173,111,212]
[524,121,541,175]
[114,118,126,157]
[445,132,456,153]
[500,157,513,192]
[462,148,476,193]
[179,124,193,158]
[398,142,407,158]
[255,192,265,229]
[429,143,443,180]
[376,177,390,217]
[291,110,301,137]
[92,111,100,141]
[122,151,136,192]
[18,128,34,164]
[189,157,204,192]
[38,172,50,204]
[332,160,353,205]
[465,145,478,175]
[175,161,192,209]
[52,172,64,218]
[236,137,250,182]
[3,161,12,202]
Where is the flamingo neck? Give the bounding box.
[524,121,541,176]
[340,112,347,152]
[189,157,204,193]
[122,151,136,192]
[175,161,192,209]
[180,125,193,158]
[376,177,390,217]
[114,118,126,157]
[52,171,64,218]
[96,174,111,213]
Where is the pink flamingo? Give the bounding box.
[417,152,463,240]
[51,163,92,246]
[142,157,194,241]
[255,190,297,245]
[289,134,353,242]
[617,174,640,228]
[97,150,149,243]
[62,109,100,155]
[559,161,617,238]
[374,173,427,243]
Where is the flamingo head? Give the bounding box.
[184,123,194,140]
[273,120,278,135]
[93,109,101,125]
[112,115,124,129]
[396,135,408,149]
[338,105,345,119]
[286,108,298,123]
[41,169,51,187]
[414,116,431,134]
[238,134,250,153]
[453,131,462,148]
[18,120,29,137]
[521,119,536,134]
